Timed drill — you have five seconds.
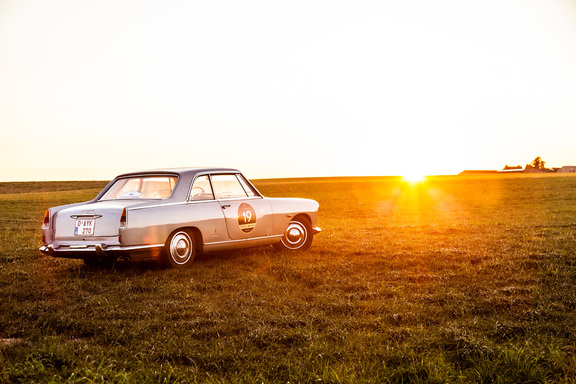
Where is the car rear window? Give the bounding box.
[100,176,178,200]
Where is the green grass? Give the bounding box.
[1,174,576,383]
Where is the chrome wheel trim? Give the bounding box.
[281,221,308,250]
[169,231,193,265]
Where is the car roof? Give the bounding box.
[115,167,242,178]
[92,167,262,203]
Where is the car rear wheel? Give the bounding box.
[162,229,196,268]
[274,217,313,251]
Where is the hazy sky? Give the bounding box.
[1,0,576,181]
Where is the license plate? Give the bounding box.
[75,219,95,236]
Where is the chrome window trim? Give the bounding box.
[187,173,216,203]
[214,196,264,202]
[185,199,219,205]
[128,199,224,210]
[129,201,189,211]
[236,173,262,197]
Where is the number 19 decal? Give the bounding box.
[238,203,257,233]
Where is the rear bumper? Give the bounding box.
[39,243,164,260]
[312,227,322,235]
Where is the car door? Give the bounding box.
[210,173,272,240]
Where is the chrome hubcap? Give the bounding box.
[169,232,193,264]
[282,221,307,249]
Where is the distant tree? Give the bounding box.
[503,164,522,170]
[530,156,546,169]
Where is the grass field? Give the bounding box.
[1,174,576,383]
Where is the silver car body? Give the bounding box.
[39,168,320,262]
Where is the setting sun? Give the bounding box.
[402,172,427,183]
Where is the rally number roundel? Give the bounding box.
[238,203,257,233]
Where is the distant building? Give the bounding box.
[498,166,524,173]
[459,170,498,175]
[461,165,576,176]
[557,166,576,173]
[524,164,554,173]
[503,165,522,170]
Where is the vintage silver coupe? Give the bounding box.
[39,168,321,268]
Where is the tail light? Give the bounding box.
[119,208,127,228]
[42,209,50,229]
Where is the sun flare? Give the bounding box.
[402,172,427,183]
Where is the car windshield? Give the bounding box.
[100,176,178,200]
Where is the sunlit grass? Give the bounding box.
[1,175,576,382]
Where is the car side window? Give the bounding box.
[189,175,214,201]
[211,174,249,199]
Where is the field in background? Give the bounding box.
[1,174,576,383]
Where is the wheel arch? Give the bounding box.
[165,226,204,253]
[291,213,312,226]
[189,227,204,253]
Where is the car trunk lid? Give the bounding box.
[53,200,141,240]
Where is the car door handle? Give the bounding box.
[221,204,231,209]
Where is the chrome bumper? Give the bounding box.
[312,227,322,235]
[39,243,164,258]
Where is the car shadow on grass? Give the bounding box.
[56,245,282,276]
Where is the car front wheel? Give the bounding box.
[162,229,196,268]
[274,217,313,251]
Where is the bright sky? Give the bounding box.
[1,0,576,181]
